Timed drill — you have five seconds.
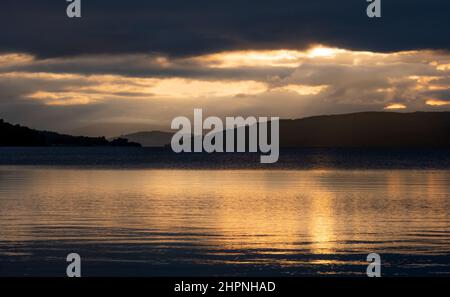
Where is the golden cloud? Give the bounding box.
[272,84,328,95]
[1,47,450,114]
[384,103,407,110]
[426,99,450,106]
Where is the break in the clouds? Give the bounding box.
[0,1,449,136]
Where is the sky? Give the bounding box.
[0,0,449,136]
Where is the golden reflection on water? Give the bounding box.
[0,168,449,269]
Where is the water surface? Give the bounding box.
[0,166,449,276]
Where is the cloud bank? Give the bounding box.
[1,47,449,136]
[1,0,450,58]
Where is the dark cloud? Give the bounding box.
[1,0,449,58]
[424,89,450,101]
[0,54,294,80]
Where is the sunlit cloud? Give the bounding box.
[426,99,450,106]
[191,46,394,69]
[384,103,407,110]
[18,73,269,105]
[307,46,345,58]
[273,84,328,95]
[0,71,82,80]
[0,53,34,68]
[27,91,96,106]
[148,78,267,98]
[408,76,441,85]
[436,63,450,71]
[193,50,305,68]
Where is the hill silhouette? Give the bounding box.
[0,119,141,147]
[2,112,450,148]
[120,112,450,148]
[119,131,173,147]
[280,111,450,148]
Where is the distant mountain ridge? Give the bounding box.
[120,112,450,148]
[0,119,141,147]
[119,131,173,147]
